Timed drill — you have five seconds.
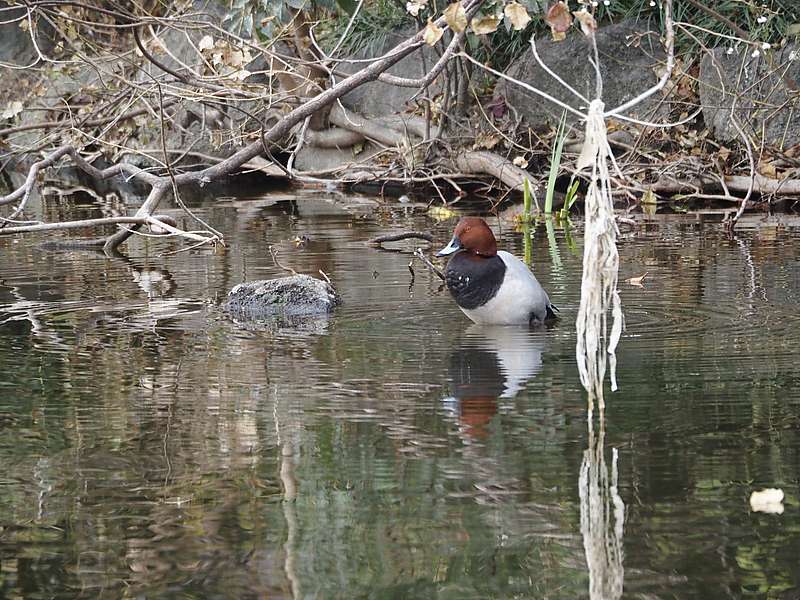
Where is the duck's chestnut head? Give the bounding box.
[437,217,497,258]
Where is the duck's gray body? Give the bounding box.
[223,274,338,319]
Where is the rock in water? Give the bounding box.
[223,275,339,320]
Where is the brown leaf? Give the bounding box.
[545,2,572,41]
[423,19,444,46]
[625,272,648,287]
[504,2,531,31]
[443,2,467,33]
[757,159,778,178]
[471,14,500,35]
[572,9,597,37]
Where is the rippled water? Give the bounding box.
[1,189,799,599]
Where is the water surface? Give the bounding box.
[1,190,799,599]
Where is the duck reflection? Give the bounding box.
[445,324,548,438]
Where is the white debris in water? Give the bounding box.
[749,488,784,514]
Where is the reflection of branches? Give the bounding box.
[274,388,301,600]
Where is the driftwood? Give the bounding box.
[652,174,800,196]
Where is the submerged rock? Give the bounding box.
[223,274,339,320]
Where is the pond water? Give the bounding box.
[1,188,799,599]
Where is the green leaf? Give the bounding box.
[545,109,568,214]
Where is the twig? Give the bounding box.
[270,246,297,275]
[725,98,755,231]
[367,231,434,247]
[413,248,445,281]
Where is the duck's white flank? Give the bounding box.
[459,251,551,325]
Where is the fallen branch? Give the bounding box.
[367,231,434,247]
[651,174,800,196]
[0,215,178,236]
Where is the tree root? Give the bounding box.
[452,150,537,193]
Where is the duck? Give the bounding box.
[436,217,557,326]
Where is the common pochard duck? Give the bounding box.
[437,217,557,326]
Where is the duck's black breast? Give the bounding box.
[444,251,506,310]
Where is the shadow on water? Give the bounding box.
[2,189,800,597]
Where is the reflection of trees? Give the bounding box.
[8,208,800,597]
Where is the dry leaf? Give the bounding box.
[473,132,501,150]
[504,2,531,31]
[471,14,500,35]
[573,9,597,37]
[428,205,458,221]
[757,159,778,178]
[443,2,467,33]
[625,272,648,287]
[406,0,426,17]
[545,2,572,41]
[423,19,444,46]
[785,143,800,158]
[1,101,23,120]
[750,488,784,514]
[198,35,214,51]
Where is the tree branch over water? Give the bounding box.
[0,0,486,252]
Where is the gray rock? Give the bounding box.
[699,46,800,149]
[0,7,53,67]
[223,274,339,320]
[340,28,442,117]
[498,20,668,127]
